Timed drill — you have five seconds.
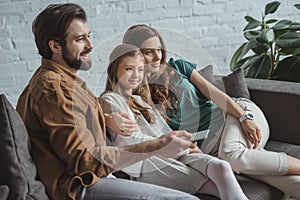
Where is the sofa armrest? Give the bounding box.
[246,78,300,145]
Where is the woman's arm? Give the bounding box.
[190,69,244,118]
[190,69,261,148]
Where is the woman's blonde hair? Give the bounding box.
[103,44,155,124]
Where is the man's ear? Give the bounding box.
[49,40,62,53]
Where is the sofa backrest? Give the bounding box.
[0,94,49,200]
[247,79,300,145]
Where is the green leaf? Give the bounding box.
[232,57,249,71]
[230,43,249,70]
[244,20,261,31]
[292,48,300,56]
[245,16,255,22]
[280,48,297,55]
[252,44,270,54]
[265,1,281,15]
[273,29,289,39]
[230,39,261,71]
[247,38,264,53]
[238,57,254,71]
[233,55,259,70]
[276,32,300,49]
[244,30,261,40]
[256,29,275,44]
[245,54,272,79]
[272,55,300,82]
[262,29,275,43]
[289,22,300,31]
[273,20,292,30]
[295,4,300,10]
[266,19,278,24]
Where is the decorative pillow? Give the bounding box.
[199,66,250,99]
[198,65,214,83]
[221,68,250,99]
[0,94,49,200]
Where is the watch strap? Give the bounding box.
[239,113,254,123]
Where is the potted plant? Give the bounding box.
[230,1,300,82]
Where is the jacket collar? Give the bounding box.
[41,58,85,87]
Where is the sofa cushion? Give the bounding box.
[198,64,214,83]
[196,173,285,200]
[199,66,250,99]
[236,174,285,200]
[214,68,250,99]
[266,140,300,160]
[0,94,49,200]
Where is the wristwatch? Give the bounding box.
[239,113,254,123]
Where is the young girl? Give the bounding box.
[120,24,300,198]
[99,44,248,199]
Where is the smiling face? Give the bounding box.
[62,18,93,70]
[140,36,163,75]
[116,54,145,95]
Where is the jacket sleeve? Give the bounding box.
[31,79,120,178]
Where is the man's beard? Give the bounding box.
[62,46,92,71]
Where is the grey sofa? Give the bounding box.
[197,77,300,200]
[0,78,300,200]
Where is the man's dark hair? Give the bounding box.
[32,3,87,59]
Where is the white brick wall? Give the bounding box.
[0,0,299,106]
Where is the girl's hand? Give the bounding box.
[104,112,140,136]
[241,119,261,149]
[188,142,202,154]
[155,130,194,158]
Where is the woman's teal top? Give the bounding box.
[166,58,224,138]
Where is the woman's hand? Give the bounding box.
[104,112,140,136]
[241,119,261,149]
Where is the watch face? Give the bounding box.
[239,113,254,123]
[246,113,254,119]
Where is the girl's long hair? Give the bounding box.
[102,44,155,125]
[123,25,179,122]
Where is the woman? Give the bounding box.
[115,24,300,198]
[99,44,248,200]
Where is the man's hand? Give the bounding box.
[104,112,140,136]
[155,130,195,158]
[118,130,194,170]
[241,119,261,149]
